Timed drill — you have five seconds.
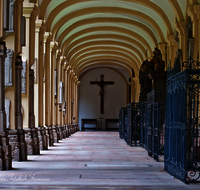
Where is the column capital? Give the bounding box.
[77,81,81,86]
[60,56,66,65]
[194,4,200,19]
[56,49,62,59]
[30,5,40,21]
[66,66,71,72]
[23,2,35,18]
[50,42,58,52]
[44,32,52,43]
[38,21,46,34]
[175,21,187,35]
[188,5,198,21]
[159,43,167,52]
[167,35,178,46]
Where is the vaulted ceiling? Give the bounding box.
[38,0,188,77]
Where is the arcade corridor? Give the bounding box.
[0,132,199,189]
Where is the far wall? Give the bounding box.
[78,68,129,130]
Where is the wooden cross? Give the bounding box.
[90,75,114,114]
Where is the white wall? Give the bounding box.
[79,68,129,130]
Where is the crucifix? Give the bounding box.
[90,75,114,114]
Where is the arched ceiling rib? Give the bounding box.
[57,17,159,48]
[67,41,145,68]
[38,0,187,77]
[69,46,142,70]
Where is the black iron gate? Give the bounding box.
[140,102,146,147]
[153,102,165,161]
[119,107,127,139]
[147,104,153,156]
[165,69,200,183]
[127,102,141,146]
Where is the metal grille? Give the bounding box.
[165,69,200,183]
[119,107,127,139]
[127,102,141,146]
[153,102,165,161]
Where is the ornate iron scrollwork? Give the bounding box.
[182,53,200,69]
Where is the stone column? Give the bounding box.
[159,43,167,71]
[56,54,62,140]
[167,35,178,69]
[28,69,39,155]
[0,41,12,170]
[44,32,53,146]
[23,4,40,155]
[15,0,23,56]
[193,5,200,60]
[77,81,80,131]
[13,56,27,161]
[37,22,48,150]
[66,68,70,136]
[51,42,58,143]
[176,21,188,70]
[64,67,69,137]
[129,79,135,103]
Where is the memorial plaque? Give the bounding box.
[5,99,10,129]
[21,61,27,94]
[5,49,13,87]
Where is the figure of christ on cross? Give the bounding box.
[90,75,114,114]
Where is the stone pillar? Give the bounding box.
[64,68,69,137]
[167,35,178,69]
[50,42,58,143]
[67,69,71,127]
[37,22,48,150]
[44,32,53,146]
[55,53,62,140]
[15,0,23,56]
[176,21,188,70]
[77,81,80,131]
[129,79,135,103]
[0,41,12,170]
[27,69,39,155]
[159,43,167,71]
[9,56,27,161]
[194,5,200,61]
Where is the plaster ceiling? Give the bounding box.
[39,0,188,77]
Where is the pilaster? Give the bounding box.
[176,21,188,69]
[37,21,48,150]
[8,56,27,161]
[167,35,178,69]
[44,32,53,146]
[0,41,12,169]
[158,43,167,71]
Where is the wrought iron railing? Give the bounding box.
[165,68,200,183]
[119,107,127,139]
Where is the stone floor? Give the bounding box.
[0,132,200,189]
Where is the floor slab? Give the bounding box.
[0,132,200,189]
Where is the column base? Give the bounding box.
[7,129,27,161]
[60,125,64,139]
[24,128,40,155]
[56,125,63,140]
[68,124,72,136]
[0,132,12,170]
[63,125,68,138]
[65,125,69,137]
[76,123,80,132]
[46,126,54,146]
[52,125,58,143]
[37,127,48,150]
